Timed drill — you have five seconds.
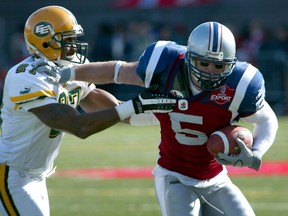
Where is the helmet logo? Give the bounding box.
[206,51,223,60]
[34,22,53,37]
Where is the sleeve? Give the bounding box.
[241,100,278,157]
[239,70,265,116]
[129,113,159,126]
[136,40,186,91]
[7,64,58,111]
[230,63,266,117]
[79,82,96,100]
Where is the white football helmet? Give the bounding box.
[24,5,88,64]
[185,21,237,90]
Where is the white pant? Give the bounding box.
[0,164,50,216]
[155,174,255,216]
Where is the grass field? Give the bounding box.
[48,116,288,216]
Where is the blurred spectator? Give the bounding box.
[236,20,265,64]
[258,25,288,115]
[155,23,172,40]
[126,20,156,61]
[111,21,134,61]
[10,23,29,64]
[89,23,113,61]
[172,24,189,45]
[260,25,288,52]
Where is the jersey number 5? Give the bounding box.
[169,112,208,146]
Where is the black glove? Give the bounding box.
[132,85,177,114]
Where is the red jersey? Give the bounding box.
[136,41,265,180]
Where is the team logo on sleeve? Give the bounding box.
[210,85,235,105]
[170,90,187,110]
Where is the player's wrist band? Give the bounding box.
[59,66,75,83]
[114,60,124,84]
[115,100,135,120]
[69,67,75,81]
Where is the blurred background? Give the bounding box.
[0,0,288,115]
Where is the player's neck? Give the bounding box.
[190,80,202,95]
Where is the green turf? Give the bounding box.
[48,116,288,216]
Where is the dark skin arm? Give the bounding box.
[30,88,122,139]
[30,103,120,139]
[79,88,133,124]
[79,88,121,112]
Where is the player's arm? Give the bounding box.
[73,61,144,86]
[30,86,176,139]
[30,103,121,139]
[33,58,144,86]
[241,101,278,157]
[79,88,121,113]
[120,113,160,125]
[34,40,179,87]
[217,101,278,170]
[69,41,179,87]
[34,41,180,87]
[76,88,160,126]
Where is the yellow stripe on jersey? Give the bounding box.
[0,164,20,216]
[13,104,20,111]
[10,90,56,103]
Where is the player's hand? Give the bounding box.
[31,58,61,83]
[31,58,73,84]
[132,85,177,114]
[216,138,262,170]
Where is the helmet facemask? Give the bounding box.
[47,28,88,64]
[185,52,236,91]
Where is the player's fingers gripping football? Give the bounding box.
[217,137,259,169]
[235,137,262,170]
[132,85,177,114]
[236,137,250,152]
[215,156,232,166]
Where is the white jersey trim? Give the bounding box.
[229,64,257,119]
[145,41,170,88]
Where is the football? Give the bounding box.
[207,125,253,156]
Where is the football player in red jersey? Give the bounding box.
[39,22,278,216]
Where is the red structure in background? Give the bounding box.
[111,0,218,9]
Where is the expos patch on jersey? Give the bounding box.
[210,85,235,105]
